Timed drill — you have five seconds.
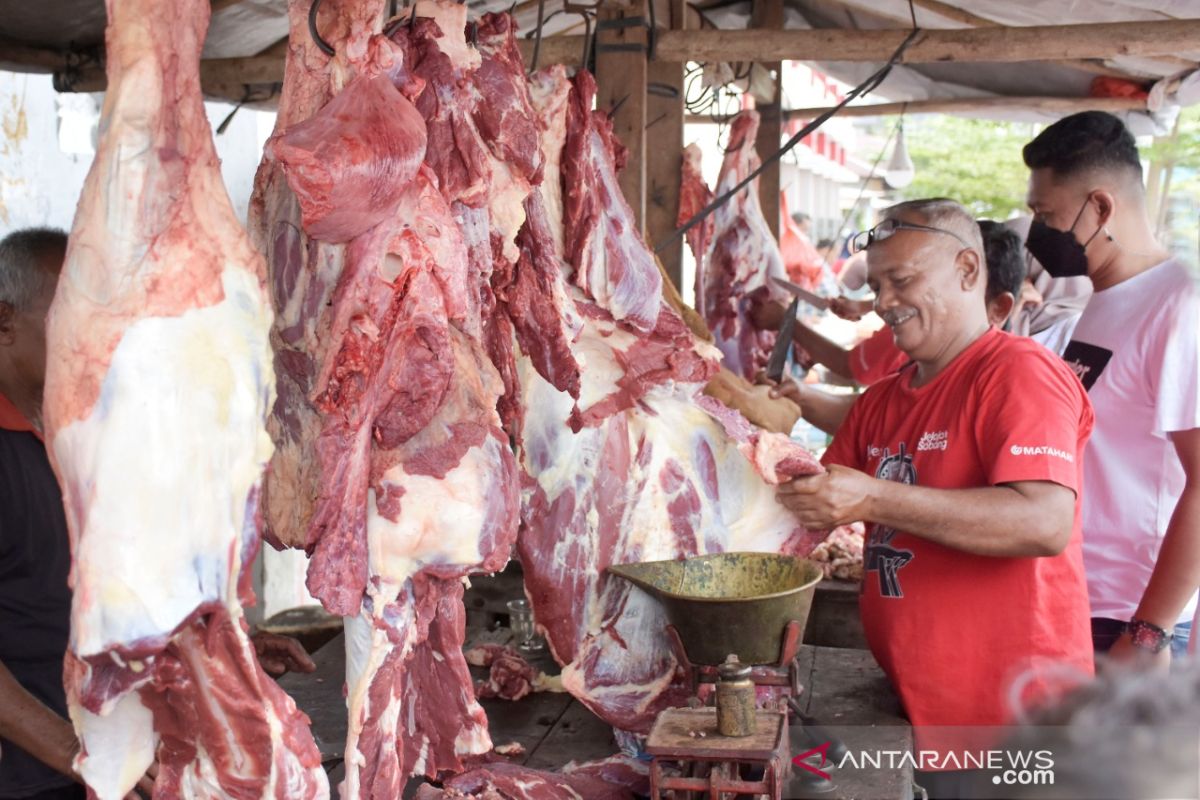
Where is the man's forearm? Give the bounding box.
[864,479,1074,557]
[0,661,79,781]
[797,384,855,436]
[1132,484,1200,629]
[792,323,853,383]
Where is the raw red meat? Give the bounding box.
[390,5,548,438]
[678,142,714,309]
[268,73,427,243]
[561,71,663,333]
[695,394,823,484]
[414,759,642,800]
[43,0,326,797]
[464,644,540,701]
[702,109,790,380]
[515,70,827,735]
[252,2,522,797]
[250,0,390,553]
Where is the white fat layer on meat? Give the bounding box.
[453,714,491,755]
[366,438,503,596]
[527,67,570,258]
[484,157,529,264]
[519,322,809,723]
[177,743,223,799]
[73,693,156,800]
[274,213,344,339]
[571,319,638,412]
[56,267,273,657]
[412,738,431,776]
[413,0,480,70]
[343,608,415,797]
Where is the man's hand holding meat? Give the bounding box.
[777,465,871,529]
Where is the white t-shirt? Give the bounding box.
[1063,259,1200,623]
[1031,312,1081,356]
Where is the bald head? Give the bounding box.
[883,198,985,265]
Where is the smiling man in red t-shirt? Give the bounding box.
[777,199,1094,799]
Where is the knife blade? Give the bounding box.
[764,297,800,383]
[771,276,831,311]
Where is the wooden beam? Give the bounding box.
[54,18,1198,96]
[645,0,686,292]
[0,38,71,73]
[512,19,1200,67]
[906,0,1150,80]
[665,19,1200,64]
[684,94,1149,124]
[780,95,1149,119]
[594,0,649,227]
[751,0,783,240]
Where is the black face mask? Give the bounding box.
[1025,199,1104,279]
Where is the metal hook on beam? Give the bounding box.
[308,0,335,57]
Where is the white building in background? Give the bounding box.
[778,61,866,245]
[0,71,272,233]
[1,70,317,624]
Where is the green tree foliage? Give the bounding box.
[895,115,1039,219]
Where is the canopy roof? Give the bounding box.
[2,0,1197,132]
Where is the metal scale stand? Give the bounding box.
[607,553,840,798]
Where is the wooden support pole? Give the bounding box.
[595,0,649,228]
[752,0,783,239]
[644,0,685,292]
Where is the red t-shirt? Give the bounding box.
[823,328,1094,758]
[0,392,38,438]
[848,326,909,386]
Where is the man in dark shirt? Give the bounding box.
[0,228,314,800]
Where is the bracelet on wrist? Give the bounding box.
[1125,617,1173,654]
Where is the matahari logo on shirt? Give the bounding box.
[1009,444,1074,463]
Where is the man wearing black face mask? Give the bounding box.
[1024,111,1200,670]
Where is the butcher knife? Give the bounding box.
[770,276,831,311]
[764,296,800,383]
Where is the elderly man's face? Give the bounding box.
[0,260,59,398]
[866,221,975,361]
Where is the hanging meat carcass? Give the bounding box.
[251,1,526,796]
[42,0,327,797]
[515,68,829,735]
[678,142,714,310]
[702,110,790,380]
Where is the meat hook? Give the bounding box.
[308,0,336,57]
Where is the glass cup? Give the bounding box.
[506,598,545,653]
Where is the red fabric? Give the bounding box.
[822,328,1094,760]
[0,392,38,439]
[1089,76,1149,101]
[848,326,909,386]
[778,193,823,290]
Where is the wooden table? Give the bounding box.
[278,631,912,799]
